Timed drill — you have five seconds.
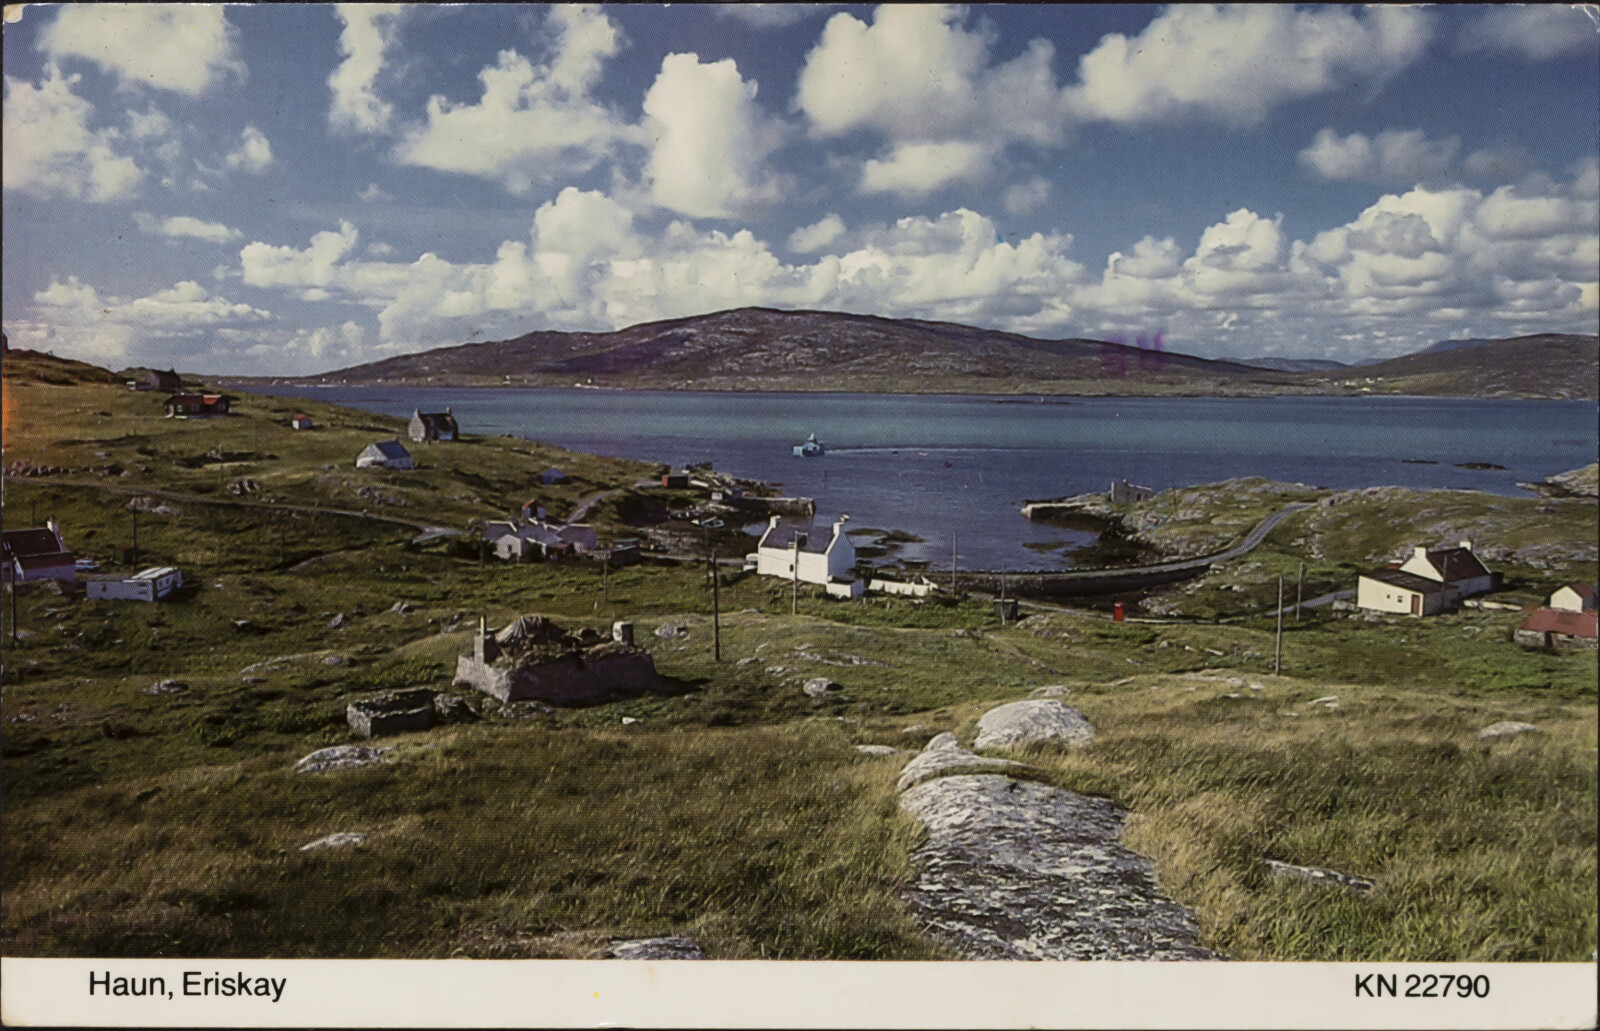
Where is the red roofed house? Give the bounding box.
[164,393,230,418]
[2,521,75,585]
[1515,608,1599,650]
[1549,582,1596,613]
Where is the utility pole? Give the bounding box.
[711,546,721,662]
[1274,576,1285,674]
[1295,561,1304,621]
[131,511,138,566]
[8,584,17,645]
[999,562,1008,626]
[792,537,800,616]
[950,531,958,594]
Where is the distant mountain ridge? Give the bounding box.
[233,308,1596,400]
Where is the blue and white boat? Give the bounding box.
[792,433,825,457]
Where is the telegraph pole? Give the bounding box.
[711,546,721,662]
[1274,576,1285,674]
[791,537,800,615]
[1295,561,1304,621]
[950,531,958,594]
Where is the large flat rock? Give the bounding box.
[973,699,1096,751]
[896,732,1027,793]
[898,774,1218,960]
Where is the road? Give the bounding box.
[36,480,463,544]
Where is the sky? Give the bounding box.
[3,3,1598,376]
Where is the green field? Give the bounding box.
[3,360,1595,961]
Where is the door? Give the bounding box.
[1410,593,1421,616]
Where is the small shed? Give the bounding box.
[539,468,569,485]
[1515,608,1599,649]
[2,522,75,585]
[291,414,315,430]
[356,439,414,470]
[1109,479,1154,505]
[1356,569,1446,616]
[661,471,689,488]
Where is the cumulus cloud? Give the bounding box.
[859,141,988,196]
[2,64,144,201]
[799,6,1067,143]
[788,214,846,253]
[225,125,274,173]
[1065,5,1432,126]
[133,212,242,243]
[1456,6,1599,61]
[240,222,362,291]
[642,53,783,217]
[1299,128,1460,183]
[11,276,269,364]
[712,4,839,29]
[395,5,637,194]
[329,4,408,134]
[40,4,243,96]
[359,182,394,203]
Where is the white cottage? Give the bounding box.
[755,516,862,596]
[1550,582,1596,613]
[355,439,414,470]
[1357,541,1495,616]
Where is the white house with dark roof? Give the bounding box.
[1357,540,1495,616]
[1,521,74,585]
[355,439,414,470]
[1550,582,1596,613]
[755,516,861,595]
[409,407,458,442]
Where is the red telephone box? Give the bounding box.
[1113,601,1125,623]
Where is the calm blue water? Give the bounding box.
[264,387,1598,570]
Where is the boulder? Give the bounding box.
[328,614,347,629]
[896,732,1027,793]
[295,745,388,773]
[432,694,478,724]
[1477,721,1537,740]
[299,832,367,852]
[347,689,434,739]
[655,623,687,639]
[973,700,1096,751]
[898,774,1217,960]
[143,679,188,696]
[608,936,704,960]
[803,677,842,699]
[390,601,413,614]
[1027,684,1073,699]
[854,744,898,757]
[323,655,350,666]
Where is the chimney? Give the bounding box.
[1413,546,1429,562]
[1458,540,1472,551]
[445,406,452,416]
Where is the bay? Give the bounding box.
[263,386,1599,571]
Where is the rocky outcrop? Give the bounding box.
[608,936,704,960]
[1264,859,1374,894]
[295,745,388,773]
[898,774,1217,960]
[1477,721,1537,740]
[972,699,1096,750]
[896,732,1027,792]
[347,689,435,739]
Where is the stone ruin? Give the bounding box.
[453,615,675,706]
[346,687,479,739]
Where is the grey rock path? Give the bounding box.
[896,732,1027,792]
[898,774,1218,960]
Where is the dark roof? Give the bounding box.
[761,520,832,554]
[366,439,411,460]
[2,528,65,559]
[413,411,458,434]
[1361,569,1444,593]
[1563,582,1596,600]
[1424,547,1491,582]
[15,552,74,572]
[1519,608,1599,638]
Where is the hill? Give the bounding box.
[244,310,1597,399]
[1306,333,1599,399]
[256,307,1300,396]
[1,348,122,387]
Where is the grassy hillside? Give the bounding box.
[1301,333,1599,399]
[2,355,1594,962]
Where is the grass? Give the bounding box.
[3,366,1595,962]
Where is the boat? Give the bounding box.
[792,433,825,457]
